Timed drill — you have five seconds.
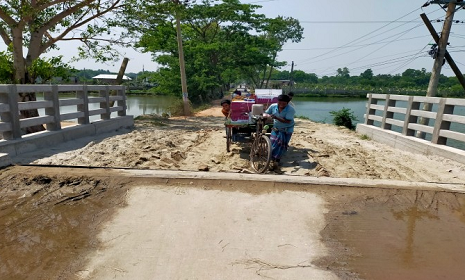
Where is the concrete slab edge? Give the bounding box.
[0,116,134,168]
[120,169,465,194]
[0,153,11,167]
[356,124,465,165]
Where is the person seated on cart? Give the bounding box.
[221,99,231,118]
[264,94,295,169]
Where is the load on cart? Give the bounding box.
[224,89,282,173]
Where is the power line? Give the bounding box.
[344,23,425,69]
[297,22,426,68]
[282,35,430,51]
[298,20,423,24]
[297,20,465,24]
[293,6,445,76]
[296,7,427,65]
[388,44,431,74]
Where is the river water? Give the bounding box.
[123,95,369,124]
[37,94,464,150]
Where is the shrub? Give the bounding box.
[168,99,192,116]
[330,107,358,130]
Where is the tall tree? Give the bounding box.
[260,16,303,88]
[127,0,303,101]
[129,0,266,101]
[0,0,132,131]
[0,0,132,84]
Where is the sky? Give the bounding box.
[2,0,465,77]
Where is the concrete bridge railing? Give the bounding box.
[356,93,465,164]
[0,84,134,167]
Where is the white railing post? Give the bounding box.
[403,96,419,136]
[365,94,376,125]
[44,85,61,131]
[118,87,127,117]
[431,98,453,145]
[100,86,110,120]
[2,85,22,140]
[77,85,90,125]
[381,94,395,130]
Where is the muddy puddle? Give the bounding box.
[0,167,128,280]
[319,188,465,280]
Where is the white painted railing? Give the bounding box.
[364,93,465,148]
[0,84,127,140]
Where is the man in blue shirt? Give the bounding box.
[264,94,295,170]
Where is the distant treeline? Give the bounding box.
[274,67,465,98]
[72,66,465,98]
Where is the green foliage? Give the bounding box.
[127,0,303,103]
[295,115,310,120]
[273,67,465,97]
[28,56,75,83]
[168,98,192,117]
[359,134,371,140]
[330,108,358,130]
[0,51,74,83]
[0,51,13,83]
[1,0,137,83]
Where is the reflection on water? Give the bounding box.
[392,202,439,267]
[125,95,177,116]
[37,94,177,121]
[324,189,465,280]
[35,94,465,150]
[293,96,367,124]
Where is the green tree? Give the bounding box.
[260,16,303,88]
[336,67,350,79]
[0,0,133,84]
[293,70,318,83]
[0,0,135,131]
[0,50,13,83]
[129,0,302,102]
[330,108,358,130]
[360,69,373,80]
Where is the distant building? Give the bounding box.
[92,74,131,85]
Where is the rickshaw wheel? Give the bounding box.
[250,135,272,173]
[226,126,232,152]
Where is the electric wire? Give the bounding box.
[296,7,424,64]
[293,6,445,75]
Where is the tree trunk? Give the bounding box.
[12,33,45,133]
[265,66,274,88]
[259,67,267,89]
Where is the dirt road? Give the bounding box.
[2,105,465,279]
[11,113,465,184]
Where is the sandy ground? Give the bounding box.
[2,102,465,279]
[11,102,465,184]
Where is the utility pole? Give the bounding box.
[111,57,129,107]
[421,13,465,91]
[115,57,129,85]
[174,1,190,116]
[426,2,456,98]
[418,1,456,138]
[289,61,295,90]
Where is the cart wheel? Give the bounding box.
[250,135,272,173]
[226,126,232,152]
